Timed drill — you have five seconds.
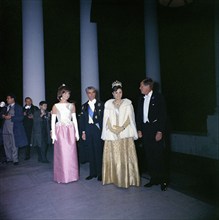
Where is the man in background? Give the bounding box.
[31,101,51,163]
[23,97,37,160]
[2,94,27,165]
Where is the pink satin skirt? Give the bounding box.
[53,124,79,183]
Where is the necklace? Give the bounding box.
[113,100,123,107]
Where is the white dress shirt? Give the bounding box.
[143,91,152,123]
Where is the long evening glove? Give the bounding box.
[107,118,120,135]
[122,117,130,129]
[113,117,130,134]
[72,113,79,141]
[51,114,57,144]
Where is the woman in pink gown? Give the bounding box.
[51,84,79,183]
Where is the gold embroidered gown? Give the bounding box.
[101,99,140,188]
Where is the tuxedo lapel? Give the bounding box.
[84,101,89,111]
[149,92,154,110]
[94,101,99,113]
[141,96,144,118]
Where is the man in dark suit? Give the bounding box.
[31,101,51,163]
[136,78,167,191]
[79,86,104,181]
[23,97,38,160]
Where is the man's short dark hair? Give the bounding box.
[7,93,16,100]
[25,97,32,102]
[39,101,47,106]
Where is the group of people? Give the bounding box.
[23,97,51,163]
[0,77,168,191]
[0,96,51,165]
[50,77,167,191]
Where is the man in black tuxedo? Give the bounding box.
[136,78,167,191]
[79,86,104,181]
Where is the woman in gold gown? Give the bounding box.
[101,80,140,188]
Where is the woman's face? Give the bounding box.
[113,88,123,101]
[61,91,70,101]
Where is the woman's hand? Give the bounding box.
[113,125,124,134]
[50,130,57,144]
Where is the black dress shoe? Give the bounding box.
[13,162,19,166]
[97,176,102,181]
[86,176,96,180]
[144,182,154,187]
[161,183,167,191]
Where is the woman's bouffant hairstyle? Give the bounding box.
[112,85,122,93]
[57,84,71,101]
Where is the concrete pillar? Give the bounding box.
[80,0,99,104]
[144,0,161,87]
[22,0,45,105]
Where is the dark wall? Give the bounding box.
[158,0,216,133]
[91,0,216,133]
[43,0,81,110]
[92,0,145,110]
[0,0,22,104]
[0,0,216,133]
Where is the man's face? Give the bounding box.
[86,89,96,101]
[6,96,15,105]
[25,98,32,106]
[139,82,151,95]
[40,104,47,111]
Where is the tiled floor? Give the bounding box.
[0,146,218,220]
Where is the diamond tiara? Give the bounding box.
[112,80,122,88]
